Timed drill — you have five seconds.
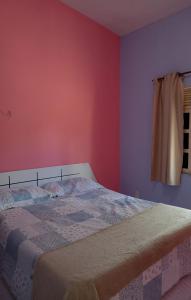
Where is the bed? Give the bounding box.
[0,163,191,300]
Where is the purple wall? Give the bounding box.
[120,8,191,209]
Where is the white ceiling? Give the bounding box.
[59,0,191,36]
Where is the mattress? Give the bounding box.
[0,182,191,300]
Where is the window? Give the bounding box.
[183,87,191,173]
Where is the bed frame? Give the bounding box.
[0,163,96,190]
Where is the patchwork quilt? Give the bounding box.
[0,184,191,300]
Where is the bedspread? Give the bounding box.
[0,187,154,300]
[32,204,191,300]
[1,186,191,300]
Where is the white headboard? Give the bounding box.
[0,163,96,190]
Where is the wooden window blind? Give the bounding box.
[184,87,191,110]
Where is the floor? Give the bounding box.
[0,279,13,300]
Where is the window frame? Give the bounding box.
[182,87,191,174]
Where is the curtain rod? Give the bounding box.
[153,70,191,82]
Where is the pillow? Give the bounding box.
[42,177,102,197]
[0,186,51,211]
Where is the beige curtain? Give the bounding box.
[151,73,184,185]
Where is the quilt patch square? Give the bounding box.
[161,248,179,295]
[118,276,143,300]
[25,205,60,221]
[30,232,69,251]
[32,221,57,235]
[54,204,82,216]
[143,261,161,285]
[12,266,32,300]
[177,240,191,277]
[17,240,43,275]
[11,190,31,202]
[67,211,93,222]
[2,208,39,228]
[99,212,123,225]
[52,216,74,226]
[6,229,25,261]
[77,189,107,200]
[2,253,16,281]
[143,275,162,300]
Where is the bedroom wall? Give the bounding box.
[0,0,120,190]
[121,8,191,208]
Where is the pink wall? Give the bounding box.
[0,0,120,190]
